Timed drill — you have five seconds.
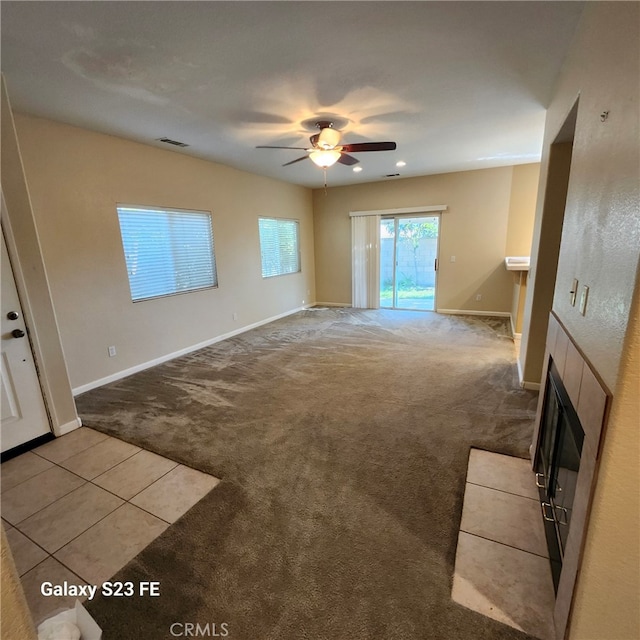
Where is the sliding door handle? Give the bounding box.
[541,502,555,522]
[554,505,569,526]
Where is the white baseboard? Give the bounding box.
[314,302,351,308]
[437,309,511,317]
[517,355,525,387]
[516,354,541,391]
[72,306,309,396]
[55,417,83,436]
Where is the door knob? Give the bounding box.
[11,329,25,338]
[7,311,19,320]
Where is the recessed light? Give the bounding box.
[353,166,363,173]
[396,160,406,167]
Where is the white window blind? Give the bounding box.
[117,205,217,302]
[258,217,300,278]
[351,214,380,309]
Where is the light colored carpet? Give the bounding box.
[77,308,539,640]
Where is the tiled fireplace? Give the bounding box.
[452,313,611,640]
[530,312,610,639]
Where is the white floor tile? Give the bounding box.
[130,464,220,523]
[5,527,48,576]
[2,466,86,525]
[93,449,178,500]
[21,557,88,626]
[467,448,539,500]
[54,503,168,585]
[18,483,123,553]
[1,452,54,493]
[460,483,549,557]
[59,437,140,480]
[33,428,109,464]
[452,532,555,640]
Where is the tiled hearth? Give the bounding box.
[1,427,220,625]
[452,449,556,640]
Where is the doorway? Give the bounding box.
[380,215,440,311]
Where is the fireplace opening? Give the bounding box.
[536,359,585,592]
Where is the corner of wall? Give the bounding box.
[1,77,80,435]
[1,525,37,639]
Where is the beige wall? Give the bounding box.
[565,5,640,634]
[313,165,539,314]
[570,282,640,639]
[521,141,574,386]
[506,163,539,336]
[13,113,315,391]
[506,163,540,256]
[517,3,639,638]
[1,79,79,433]
[522,2,639,392]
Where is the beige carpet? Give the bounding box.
[76,308,539,640]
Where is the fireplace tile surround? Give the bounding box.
[452,313,611,640]
[531,313,611,639]
[452,449,555,640]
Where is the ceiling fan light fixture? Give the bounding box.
[309,149,341,168]
[317,126,341,150]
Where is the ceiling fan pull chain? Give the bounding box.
[323,168,328,195]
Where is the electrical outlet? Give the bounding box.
[108,345,116,357]
[450,255,456,262]
[232,312,237,321]
[476,294,482,301]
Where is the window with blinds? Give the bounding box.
[117,205,217,302]
[258,217,301,278]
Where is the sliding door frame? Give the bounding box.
[350,205,447,311]
[380,212,442,312]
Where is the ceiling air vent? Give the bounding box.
[385,173,400,178]
[156,137,189,148]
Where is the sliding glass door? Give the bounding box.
[380,215,439,311]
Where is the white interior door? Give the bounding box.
[1,229,51,452]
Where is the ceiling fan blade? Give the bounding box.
[282,155,309,167]
[341,142,397,153]
[338,153,359,166]
[256,145,309,150]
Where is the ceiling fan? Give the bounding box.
[257,120,397,169]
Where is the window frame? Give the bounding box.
[258,216,302,279]
[116,203,218,303]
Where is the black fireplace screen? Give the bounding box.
[536,359,584,592]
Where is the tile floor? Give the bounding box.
[452,448,556,640]
[1,427,220,625]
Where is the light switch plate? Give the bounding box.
[579,285,589,315]
[570,278,578,306]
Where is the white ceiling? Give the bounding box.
[1,1,584,188]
